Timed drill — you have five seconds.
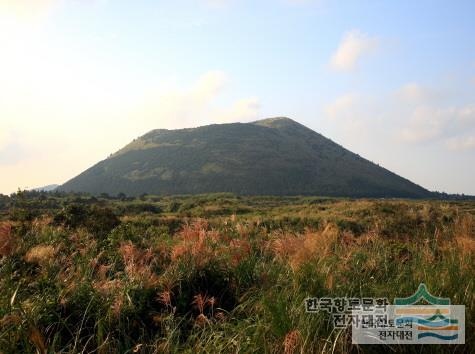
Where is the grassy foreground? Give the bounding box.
[0,193,474,353]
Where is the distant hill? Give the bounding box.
[59,117,432,198]
[32,184,59,192]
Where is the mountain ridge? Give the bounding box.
[31,184,59,192]
[59,117,431,198]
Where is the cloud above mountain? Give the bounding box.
[330,30,379,72]
[324,81,475,151]
[134,71,260,130]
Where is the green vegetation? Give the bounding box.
[59,118,431,198]
[0,191,474,353]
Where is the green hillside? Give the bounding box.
[59,117,431,198]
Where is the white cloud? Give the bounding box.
[330,30,379,72]
[325,93,360,119]
[324,82,475,150]
[399,102,475,144]
[396,83,439,103]
[400,106,447,143]
[191,70,229,105]
[219,97,261,122]
[457,104,475,123]
[135,71,260,130]
[446,136,475,151]
[322,92,385,151]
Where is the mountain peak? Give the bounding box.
[252,117,297,128]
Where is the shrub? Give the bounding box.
[54,205,120,237]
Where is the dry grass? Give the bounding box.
[0,314,21,328]
[170,221,227,268]
[283,329,301,354]
[158,290,172,308]
[28,326,47,354]
[454,214,475,256]
[119,241,159,287]
[229,238,251,266]
[31,216,53,230]
[92,279,122,297]
[24,245,56,266]
[0,222,14,257]
[270,223,339,271]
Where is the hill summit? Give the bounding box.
[60,117,430,198]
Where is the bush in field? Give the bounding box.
[53,204,120,237]
[9,207,38,222]
[53,204,88,228]
[119,203,162,215]
[168,201,181,213]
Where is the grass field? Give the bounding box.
[0,192,474,353]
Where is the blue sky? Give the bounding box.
[0,0,474,194]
